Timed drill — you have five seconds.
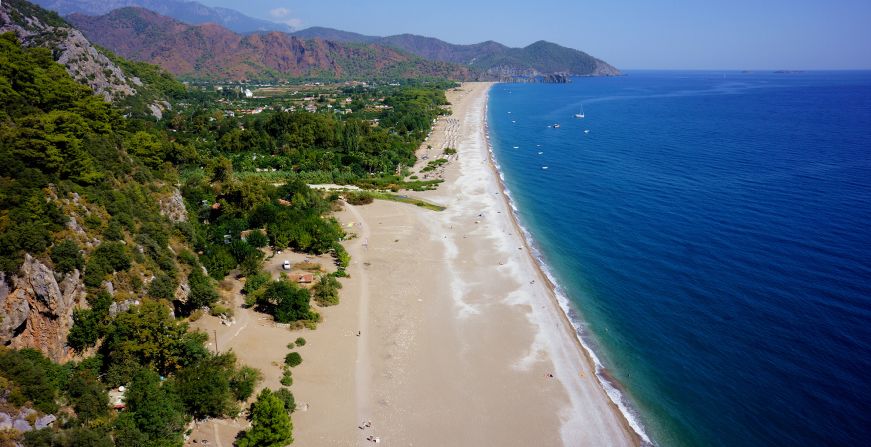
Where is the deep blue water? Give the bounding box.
[487,71,871,446]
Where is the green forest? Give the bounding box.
[0,16,452,445]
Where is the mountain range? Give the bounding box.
[30,0,293,33]
[34,0,621,81]
[67,8,472,81]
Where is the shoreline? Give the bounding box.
[481,89,651,445]
[185,82,644,447]
[409,82,638,445]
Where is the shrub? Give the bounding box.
[230,366,262,402]
[257,280,314,323]
[345,191,373,205]
[210,303,232,317]
[312,274,341,307]
[148,273,177,300]
[50,239,83,274]
[177,249,199,266]
[242,271,270,295]
[273,387,296,413]
[280,368,292,386]
[186,267,218,311]
[284,352,302,368]
[245,231,268,248]
[294,337,306,347]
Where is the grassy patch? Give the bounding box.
[369,192,446,211]
[292,262,322,272]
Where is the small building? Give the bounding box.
[109,386,126,410]
[289,273,314,284]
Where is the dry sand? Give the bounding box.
[189,82,638,447]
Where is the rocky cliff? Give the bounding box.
[0,0,137,101]
[0,254,85,363]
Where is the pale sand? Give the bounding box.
[189,82,638,447]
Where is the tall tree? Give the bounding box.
[236,388,292,447]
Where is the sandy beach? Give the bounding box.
[189,82,637,446]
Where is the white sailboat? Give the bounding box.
[575,105,585,119]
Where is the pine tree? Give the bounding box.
[236,388,293,447]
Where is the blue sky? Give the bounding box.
[199,0,871,70]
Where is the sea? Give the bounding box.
[486,71,871,446]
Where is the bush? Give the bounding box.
[177,249,199,266]
[84,241,131,287]
[67,308,101,352]
[284,352,302,368]
[312,274,341,307]
[332,243,350,268]
[210,303,232,317]
[67,370,109,422]
[245,231,268,248]
[186,267,218,312]
[148,273,177,300]
[345,191,374,205]
[294,337,306,347]
[273,387,296,413]
[50,239,83,274]
[280,368,292,386]
[256,280,314,323]
[230,366,262,402]
[242,271,270,295]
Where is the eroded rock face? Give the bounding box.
[158,188,188,223]
[0,2,136,101]
[0,255,84,362]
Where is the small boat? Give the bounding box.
[542,166,549,170]
[575,105,585,119]
[553,123,561,128]
[512,146,519,149]
[537,151,543,155]
[584,129,590,134]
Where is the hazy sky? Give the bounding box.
[199,0,871,70]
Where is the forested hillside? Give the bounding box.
[0,1,455,443]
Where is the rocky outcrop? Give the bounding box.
[0,1,136,101]
[0,254,84,363]
[0,408,56,433]
[0,0,136,101]
[158,188,188,223]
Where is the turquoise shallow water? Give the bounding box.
[487,71,871,446]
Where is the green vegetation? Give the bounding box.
[313,274,342,306]
[0,15,459,444]
[273,387,296,413]
[443,147,457,155]
[369,192,446,211]
[235,389,293,447]
[284,352,302,368]
[345,191,374,205]
[421,158,448,172]
[245,276,319,324]
[50,239,83,274]
[280,367,293,387]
